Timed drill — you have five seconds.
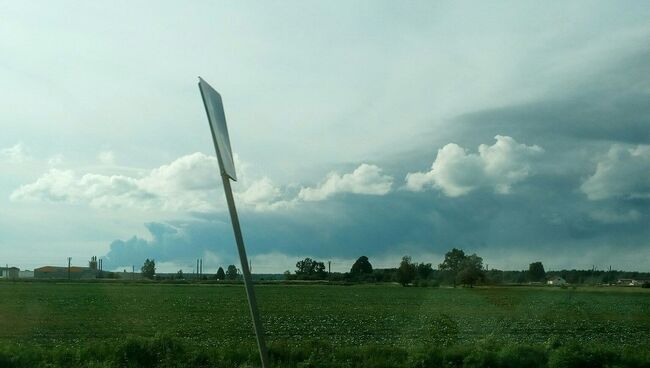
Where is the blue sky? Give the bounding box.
[1,1,649,273]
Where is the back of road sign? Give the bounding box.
[198,77,237,181]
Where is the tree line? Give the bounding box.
[284,249,650,287]
[136,251,650,286]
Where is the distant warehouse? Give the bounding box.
[0,267,19,279]
[34,266,97,280]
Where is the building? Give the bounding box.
[547,276,567,286]
[34,266,98,280]
[617,279,649,286]
[18,270,34,279]
[0,267,20,279]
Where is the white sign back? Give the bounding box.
[198,77,237,181]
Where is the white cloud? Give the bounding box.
[581,145,650,200]
[298,164,393,202]
[10,152,289,213]
[236,177,294,211]
[47,154,64,166]
[98,151,116,165]
[405,135,543,196]
[0,143,29,163]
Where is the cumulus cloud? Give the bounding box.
[236,177,295,211]
[405,135,543,196]
[581,145,650,200]
[0,143,29,163]
[298,164,393,201]
[10,152,288,213]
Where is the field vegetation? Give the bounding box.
[0,282,648,367]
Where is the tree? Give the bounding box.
[226,264,238,280]
[176,270,184,279]
[141,259,155,279]
[350,256,373,275]
[439,248,466,287]
[528,261,546,282]
[216,267,226,280]
[458,254,484,287]
[295,257,326,279]
[416,263,433,280]
[397,256,417,286]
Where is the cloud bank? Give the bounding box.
[298,164,393,201]
[11,153,396,212]
[405,136,543,196]
[581,145,650,200]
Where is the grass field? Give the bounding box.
[0,282,649,367]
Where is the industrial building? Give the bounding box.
[34,266,98,280]
[0,267,20,279]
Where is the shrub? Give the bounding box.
[548,343,620,368]
[498,345,547,368]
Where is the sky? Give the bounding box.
[1,1,649,274]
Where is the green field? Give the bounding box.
[0,282,649,367]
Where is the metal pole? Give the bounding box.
[221,174,270,368]
[68,257,71,280]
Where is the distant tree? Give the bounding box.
[141,259,156,279]
[176,270,184,279]
[528,262,546,282]
[226,265,238,280]
[397,256,417,286]
[295,257,326,279]
[350,256,373,275]
[416,263,433,280]
[439,248,466,287]
[457,254,484,287]
[216,267,226,280]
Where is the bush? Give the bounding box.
[548,343,619,368]
[642,281,650,288]
[0,337,649,368]
[498,345,547,368]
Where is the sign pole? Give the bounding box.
[221,174,270,368]
[198,77,270,368]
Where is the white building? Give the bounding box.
[0,267,20,279]
[547,276,567,286]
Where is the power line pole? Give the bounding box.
[328,261,331,276]
[67,257,71,280]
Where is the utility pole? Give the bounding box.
[132,265,135,280]
[328,261,331,276]
[67,257,71,280]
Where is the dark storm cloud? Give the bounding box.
[450,49,650,147]
[104,44,650,272]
